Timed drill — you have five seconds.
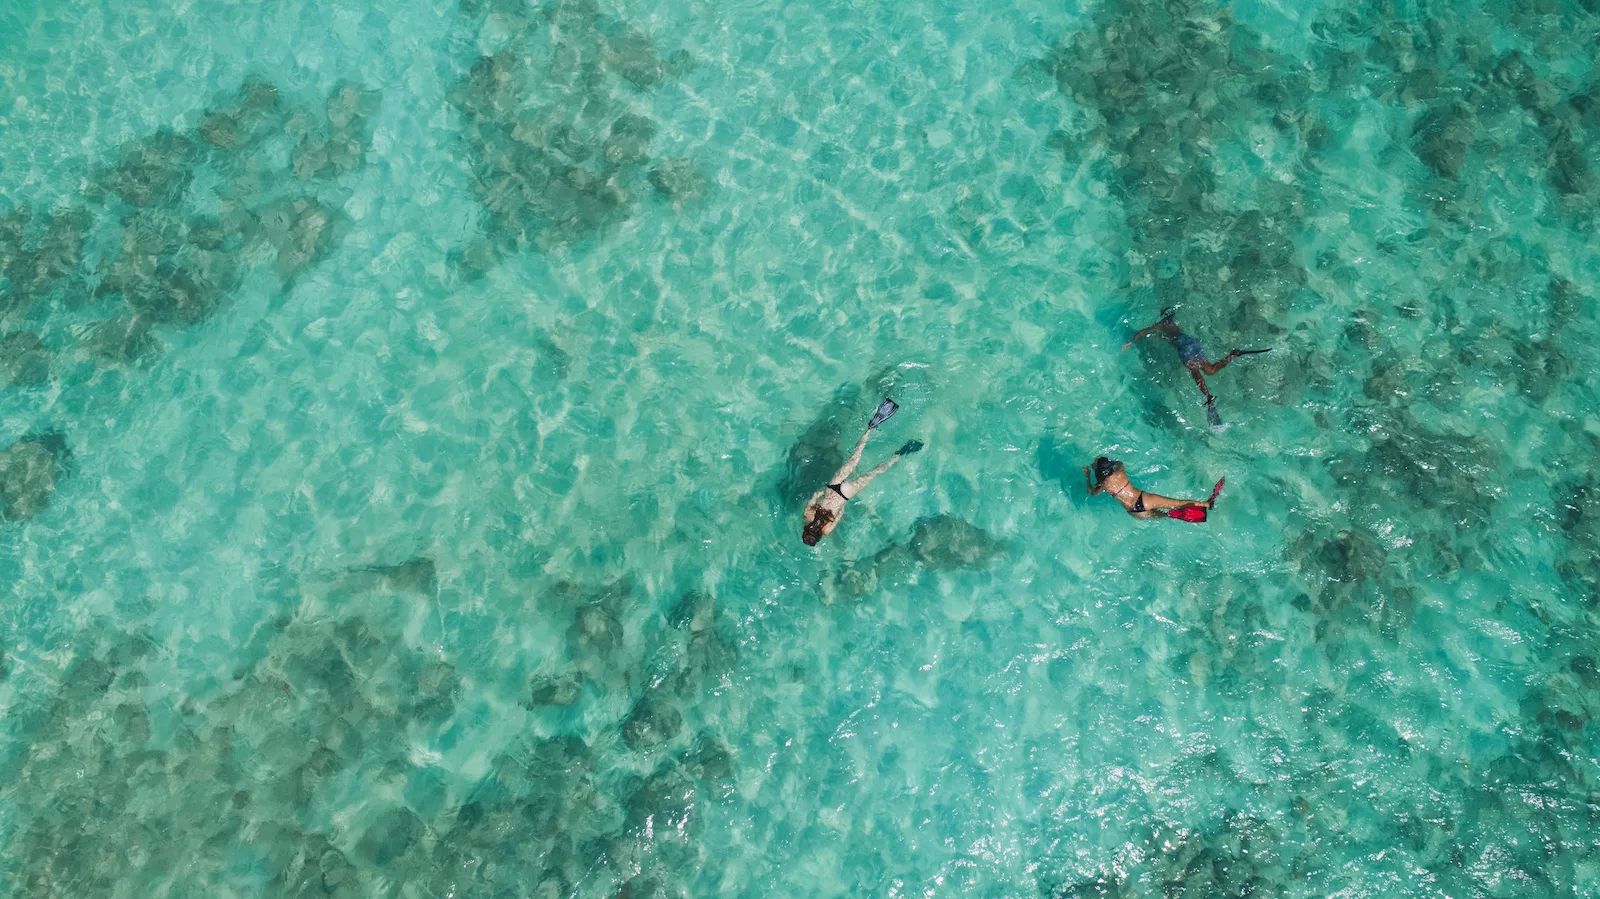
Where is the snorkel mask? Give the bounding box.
[802,510,833,546]
[1092,456,1120,484]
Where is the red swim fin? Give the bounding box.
[1167,477,1223,522]
[1167,505,1208,522]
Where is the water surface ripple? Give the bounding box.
[2,0,1599,895]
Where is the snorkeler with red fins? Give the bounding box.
[1083,456,1223,523]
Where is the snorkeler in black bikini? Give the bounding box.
[1123,307,1271,428]
[802,399,923,546]
[1084,456,1223,522]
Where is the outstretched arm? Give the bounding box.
[1122,318,1179,350]
[1083,466,1102,496]
[828,429,871,484]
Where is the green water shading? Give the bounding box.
[2,0,1600,895]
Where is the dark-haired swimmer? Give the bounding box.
[1084,456,1223,523]
[802,398,923,546]
[1123,307,1270,426]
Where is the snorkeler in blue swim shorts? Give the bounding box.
[1123,307,1271,428]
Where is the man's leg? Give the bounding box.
[1201,347,1270,375]
[1187,365,1214,403]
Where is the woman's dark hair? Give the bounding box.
[802,509,834,546]
[1092,457,1120,483]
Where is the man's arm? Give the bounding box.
[1122,314,1181,350]
[1122,322,1160,350]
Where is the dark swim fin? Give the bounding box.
[868,398,899,429]
[1236,348,1273,356]
[897,440,924,455]
[1205,398,1225,431]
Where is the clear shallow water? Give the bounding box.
[1,0,1599,894]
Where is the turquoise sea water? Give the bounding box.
[2,0,1600,894]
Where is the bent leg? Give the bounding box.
[1187,365,1214,402]
[842,455,900,497]
[1202,348,1271,374]
[1201,350,1243,376]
